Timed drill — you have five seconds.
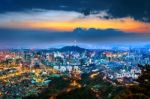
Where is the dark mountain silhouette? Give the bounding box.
[59,46,87,52]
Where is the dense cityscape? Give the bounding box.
[0,46,150,98]
[0,0,150,98]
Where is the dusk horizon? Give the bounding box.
[0,0,150,48]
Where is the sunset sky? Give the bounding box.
[0,0,150,48]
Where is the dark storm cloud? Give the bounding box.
[0,0,149,22]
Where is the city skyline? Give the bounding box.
[0,1,150,99]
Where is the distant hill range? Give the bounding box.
[48,46,88,52]
[60,46,87,52]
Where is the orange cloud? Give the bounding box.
[0,10,150,33]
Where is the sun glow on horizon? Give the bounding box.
[0,10,150,33]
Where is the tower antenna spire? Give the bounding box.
[74,40,77,47]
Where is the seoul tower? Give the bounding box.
[74,40,77,47]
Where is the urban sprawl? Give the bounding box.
[0,46,149,98]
